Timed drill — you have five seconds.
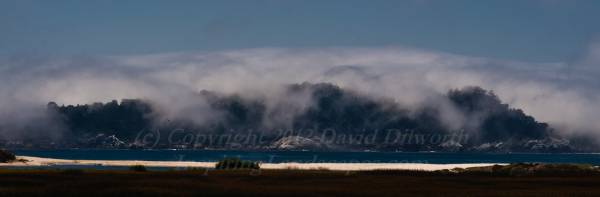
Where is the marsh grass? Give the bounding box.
[61,169,85,175]
[0,167,599,196]
[0,163,599,196]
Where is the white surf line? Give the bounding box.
[0,156,505,171]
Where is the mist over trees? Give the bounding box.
[47,99,153,140]
[447,87,549,142]
[29,82,577,152]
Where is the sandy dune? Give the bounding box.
[0,156,504,171]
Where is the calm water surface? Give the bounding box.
[12,149,600,165]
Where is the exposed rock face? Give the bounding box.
[468,138,573,153]
[472,142,506,152]
[0,149,16,163]
[439,140,463,151]
[522,138,572,152]
[80,133,126,148]
[270,136,329,150]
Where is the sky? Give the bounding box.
[2,0,600,139]
[1,0,600,62]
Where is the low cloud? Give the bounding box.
[0,45,599,139]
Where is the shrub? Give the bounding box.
[462,163,600,176]
[129,165,148,172]
[0,149,16,163]
[215,158,260,170]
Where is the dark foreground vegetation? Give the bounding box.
[215,158,260,170]
[1,164,600,197]
[0,149,15,163]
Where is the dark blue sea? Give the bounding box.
[12,149,600,165]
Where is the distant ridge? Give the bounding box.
[7,83,590,152]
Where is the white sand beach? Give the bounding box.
[0,156,504,171]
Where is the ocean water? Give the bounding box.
[12,149,600,165]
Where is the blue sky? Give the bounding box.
[1,0,600,62]
[3,0,600,136]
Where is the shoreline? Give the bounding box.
[0,156,505,171]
